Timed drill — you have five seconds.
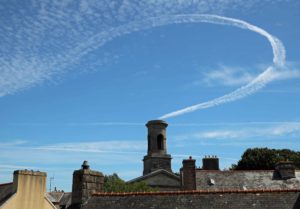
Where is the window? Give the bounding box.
[157,134,164,150]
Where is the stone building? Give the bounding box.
[2,119,300,209]
[181,155,300,190]
[128,120,180,190]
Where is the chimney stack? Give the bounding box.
[12,170,47,208]
[181,156,196,190]
[71,161,104,209]
[202,155,219,170]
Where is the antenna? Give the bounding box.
[49,175,55,192]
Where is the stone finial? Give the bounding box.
[81,160,90,170]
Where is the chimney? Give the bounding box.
[275,161,295,179]
[13,170,47,208]
[181,156,196,190]
[71,161,104,209]
[202,155,219,170]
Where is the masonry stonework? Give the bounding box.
[181,156,196,190]
[71,161,104,209]
[143,120,172,175]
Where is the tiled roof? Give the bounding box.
[92,188,300,196]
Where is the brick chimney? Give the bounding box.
[202,155,219,170]
[71,161,104,209]
[181,156,196,190]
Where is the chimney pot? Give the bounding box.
[81,160,90,170]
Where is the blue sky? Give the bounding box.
[0,0,300,191]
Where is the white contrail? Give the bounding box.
[1,14,285,118]
[57,14,285,70]
[40,15,285,119]
[155,15,286,119]
[160,66,276,119]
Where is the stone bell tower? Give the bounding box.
[143,120,172,175]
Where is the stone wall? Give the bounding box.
[84,190,300,209]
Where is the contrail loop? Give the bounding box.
[2,15,285,118]
[63,14,285,119]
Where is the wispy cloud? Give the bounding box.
[0,164,37,170]
[182,122,300,140]
[0,140,146,187]
[36,140,146,154]
[268,62,300,81]
[1,1,294,119]
[1,0,279,97]
[195,63,300,88]
[8,122,144,127]
[66,122,144,127]
[199,65,256,87]
[0,140,27,147]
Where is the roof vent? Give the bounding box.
[208,178,215,186]
[275,161,295,179]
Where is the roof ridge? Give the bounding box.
[0,182,13,187]
[127,169,179,183]
[92,189,300,196]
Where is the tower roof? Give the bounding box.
[146,120,168,127]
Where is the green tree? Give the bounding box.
[232,148,300,170]
[103,173,155,192]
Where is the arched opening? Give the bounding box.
[157,134,164,150]
[148,134,151,151]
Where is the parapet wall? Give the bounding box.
[84,189,300,209]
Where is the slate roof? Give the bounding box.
[46,192,64,203]
[60,193,71,208]
[0,182,14,207]
[86,189,300,209]
[196,169,300,190]
[47,192,72,209]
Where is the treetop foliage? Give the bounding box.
[232,147,300,170]
[103,173,155,192]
